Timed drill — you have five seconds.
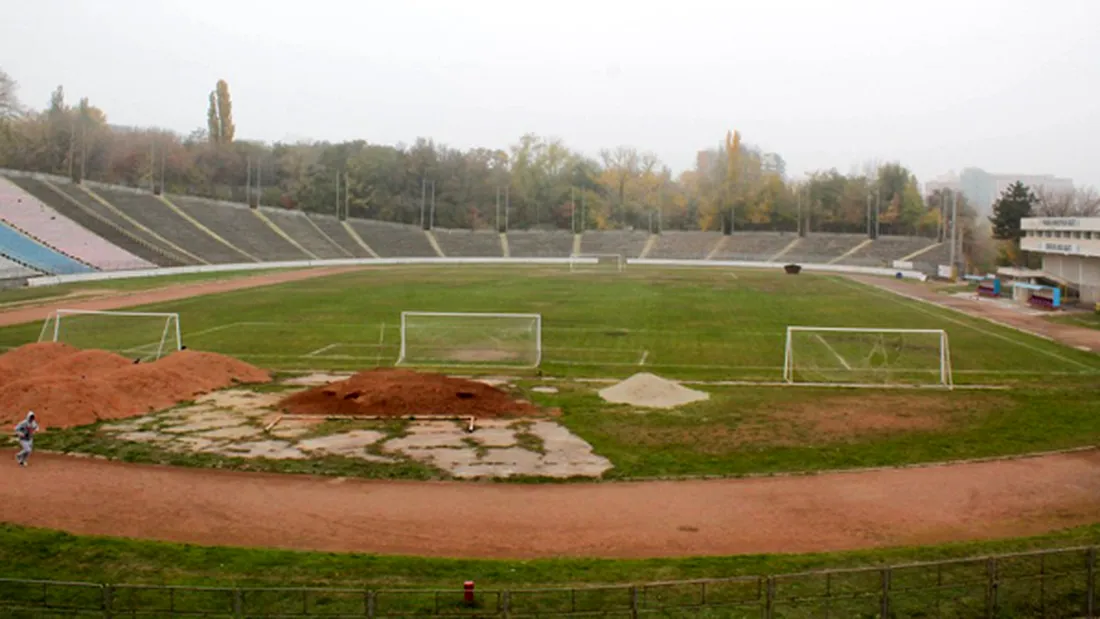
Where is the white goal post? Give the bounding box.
[569,253,625,272]
[397,311,542,368]
[38,309,182,361]
[783,326,953,388]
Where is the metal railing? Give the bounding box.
[1,545,1095,617]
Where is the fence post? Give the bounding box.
[630,586,639,619]
[986,557,998,619]
[765,576,775,619]
[366,590,375,618]
[880,568,891,619]
[1089,548,1096,619]
[502,589,511,619]
[101,584,113,619]
[233,588,243,619]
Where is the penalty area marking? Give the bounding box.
[813,334,852,370]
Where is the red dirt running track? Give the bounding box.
[3,451,1100,559]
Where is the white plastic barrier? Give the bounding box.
[25,256,927,288]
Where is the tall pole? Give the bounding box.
[79,118,87,183]
[335,170,341,217]
[874,191,881,239]
[949,190,958,275]
[504,186,510,231]
[344,172,350,220]
[160,150,166,197]
[149,140,155,192]
[581,191,587,232]
[419,177,426,229]
[797,187,803,236]
[429,181,436,229]
[570,187,576,234]
[495,187,501,232]
[246,157,251,205]
[865,193,871,237]
[67,116,75,180]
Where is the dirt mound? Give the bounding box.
[280,368,539,418]
[598,373,710,409]
[0,343,271,428]
[0,342,79,383]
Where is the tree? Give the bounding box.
[989,181,1037,265]
[216,80,235,143]
[0,68,21,120]
[1035,187,1100,217]
[206,80,235,144]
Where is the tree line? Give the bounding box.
[0,69,1042,245]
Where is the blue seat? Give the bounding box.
[0,221,94,274]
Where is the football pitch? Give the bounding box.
[1,265,1097,384]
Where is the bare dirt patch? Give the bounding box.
[280,368,540,418]
[775,394,982,439]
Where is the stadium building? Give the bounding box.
[1021,216,1100,304]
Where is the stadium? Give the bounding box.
[0,165,1098,618]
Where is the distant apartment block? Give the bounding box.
[925,169,1074,212]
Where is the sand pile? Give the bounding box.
[280,368,539,418]
[0,343,270,428]
[598,372,710,409]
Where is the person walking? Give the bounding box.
[14,411,39,467]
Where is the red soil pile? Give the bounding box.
[0,343,270,429]
[280,368,539,418]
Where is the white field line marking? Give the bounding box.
[814,334,852,370]
[639,350,649,365]
[305,343,341,358]
[186,322,246,338]
[375,321,385,367]
[836,278,1097,371]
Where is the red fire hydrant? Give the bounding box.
[464,580,475,606]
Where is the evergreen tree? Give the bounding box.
[989,181,1037,265]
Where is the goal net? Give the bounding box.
[569,253,624,273]
[783,327,952,388]
[397,311,542,368]
[38,309,182,361]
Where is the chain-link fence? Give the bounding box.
[1,545,1096,618]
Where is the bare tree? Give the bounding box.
[1035,187,1100,217]
[0,67,23,120]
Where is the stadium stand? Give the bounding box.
[648,231,723,259]
[93,187,247,264]
[347,219,436,257]
[0,254,37,280]
[838,235,938,267]
[0,221,93,274]
[170,196,305,262]
[505,231,574,257]
[0,177,151,271]
[308,214,374,258]
[5,176,186,268]
[432,229,504,257]
[709,232,794,261]
[261,208,350,259]
[782,233,867,264]
[49,182,200,265]
[579,230,649,258]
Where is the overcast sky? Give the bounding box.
[3,0,1098,186]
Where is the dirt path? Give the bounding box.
[2,451,1099,559]
[848,275,1100,354]
[0,268,360,328]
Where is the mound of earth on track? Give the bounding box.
[598,372,709,409]
[0,342,270,428]
[279,368,539,418]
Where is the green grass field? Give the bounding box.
[1,265,1097,385]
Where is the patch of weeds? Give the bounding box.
[509,420,546,455]
[462,436,489,459]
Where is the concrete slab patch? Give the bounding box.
[211,440,307,460]
[283,372,353,386]
[197,425,263,441]
[299,430,387,458]
[114,431,162,443]
[199,389,284,414]
[531,386,559,394]
[384,422,470,452]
